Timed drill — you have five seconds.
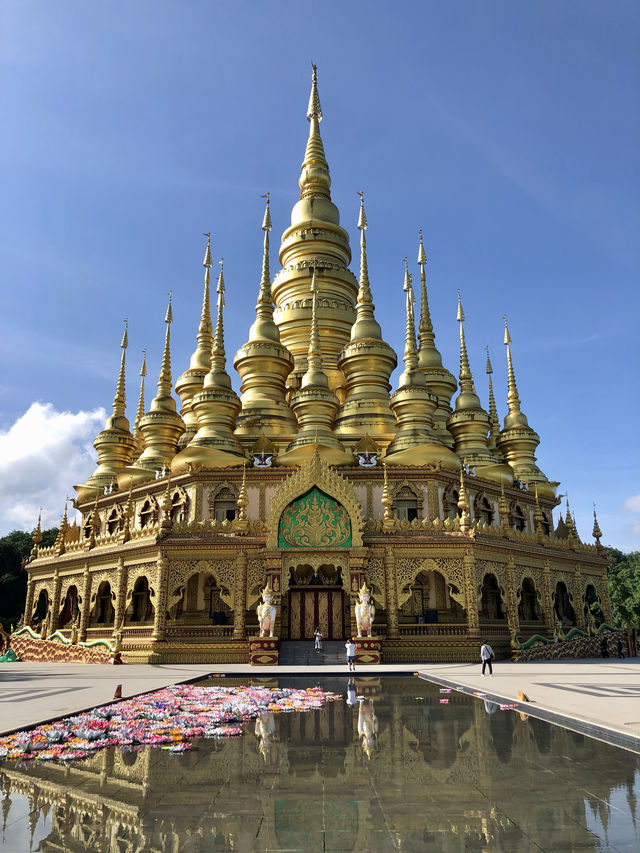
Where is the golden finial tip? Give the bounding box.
[307,63,322,121]
[261,194,272,231]
[203,232,213,267]
[357,191,367,230]
[503,315,512,346]
[485,345,493,374]
[165,292,173,325]
[456,291,465,323]
[417,229,427,265]
[121,319,129,350]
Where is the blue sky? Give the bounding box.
[1,1,638,549]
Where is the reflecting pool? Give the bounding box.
[1,676,639,852]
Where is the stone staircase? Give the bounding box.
[278,640,346,666]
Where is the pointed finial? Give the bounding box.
[187,234,214,370]
[592,503,602,542]
[357,190,367,230]
[455,291,477,395]
[301,264,328,388]
[248,195,280,344]
[202,255,232,390]
[350,191,383,342]
[133,350,147,451]
[399,259,420,379]
[112,319,129,420]
[485,345,500,446]
[203,232,212,268]
[261,193,272,231]
[381,463,394,523]
[307,63,323,121]
[503,314,524,419]
[458,467,470,532]
[298,63,333,206]
[156,292,174,400]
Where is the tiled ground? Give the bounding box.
[1,676,639,852]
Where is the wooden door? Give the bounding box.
[288,589,344,640]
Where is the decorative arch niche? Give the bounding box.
[266,450,363,548]
[278,487,352,548]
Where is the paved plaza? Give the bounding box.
[1,657,639,749]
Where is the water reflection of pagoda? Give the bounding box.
[2,690,637,851]
[21,66,609,664]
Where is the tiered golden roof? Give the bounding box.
[79,65,558,492]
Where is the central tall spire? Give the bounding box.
[272,65,357,392]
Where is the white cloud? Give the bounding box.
[0,402,106,536]
[621,493,640,543]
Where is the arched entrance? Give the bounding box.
[287,563,345,640]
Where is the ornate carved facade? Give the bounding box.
[23,68,609,663]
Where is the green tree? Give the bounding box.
[0,528,58,630]
[605,547,640,628]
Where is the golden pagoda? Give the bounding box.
[21,66,609,664]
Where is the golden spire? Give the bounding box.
[298,64,334,209]
[121,479,134,542]
[154,292,175,405]
[122,294,185,485]
[497,316,553,495]
[190,233,214,370]
[234,196,296,441]
[176,235,215,448]
[205,261,232,389]
[55,501,69,556]
[502,316,526,428]
[455,291,480,406]
[386,262,459,470]
[280,262,349,466]
[173,259,245,471]
[112,319,128,420]
[397,259,423,386]
[417,231,439,365]
[592,503,603,547]
[534,484,545,535]
[78,321,137,501]
[275,64,355,391]
[485,346,500,448]
[381,463,395,529]
[30,511,42,560]
[334,195,396,439]
[133,350,147,453]
[415,230,457,447]
[301,266,328,388]
[349,191,380,341]
[248,194,280,343]
[458,468,470,533]
[498,481,510,530]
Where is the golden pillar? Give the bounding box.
[24,577,35,628]
[463,548,480,635]
[504,558,519,638]
[114,557,128,628]
[573,568,585,630]
[540,560,555,633]
[383,546,399,638]
[50,569,62,633]
[233,549,248,640]
[152,552,169,642]
[80,563,92,641]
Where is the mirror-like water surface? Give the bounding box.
[1,676,638,852]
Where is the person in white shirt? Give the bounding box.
[345,638,356,671]
[480,641,494,675]
[314,627,322,651]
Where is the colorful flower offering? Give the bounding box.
[0,684,339,765]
